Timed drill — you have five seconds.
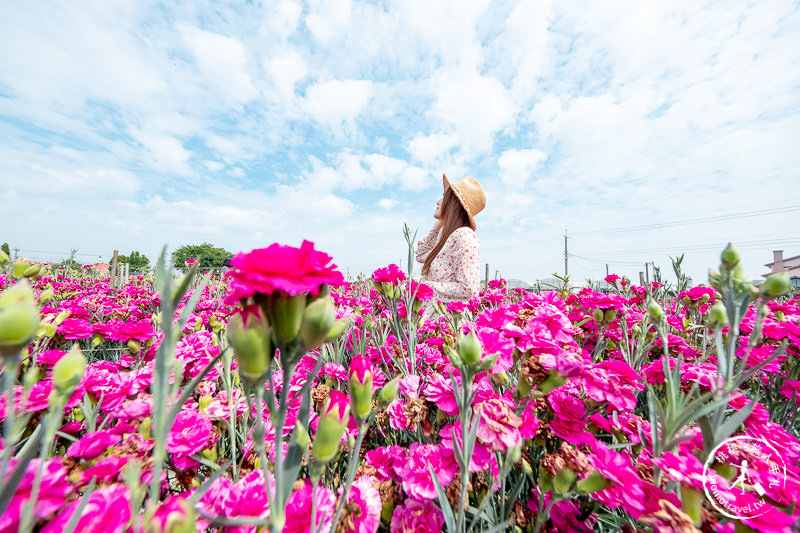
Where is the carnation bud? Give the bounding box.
[23,264,42,278]
[312,390,350,463]
[603,308,616,322]
[12,258,30,279]
[269,292,307,344]
[91,334,103,348]
[52,345,87,395]
[0,280,41,357]
[299,296,336,350]
[38,287,54,305]
[227,306,272,382]
[761,271,790,299]
[456,330,482,366]
[553,468,577,495]
[707,301,728,326]
[732,263,747,282]
[348,353,373,420]
[576,471,613,494]
[720,242,740,270]
[325,318,351,342]
[680,484,703,527]
[646,298,665,323]
[378,376,400,405]
[477,352,499,372]
[445,346,462,367]
[294,421,311,447]
[592,308,604,323]
[538,371,567,395]
[700,293,710,304]
[127,339,141,354]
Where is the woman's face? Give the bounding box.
[434,196,443,219]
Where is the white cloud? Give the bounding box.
[306,0,353,45]
[180,25,258,105]
[498,148,548,188]
[430,69,517,156]
[302,79,373,126]
[377,198,398,210]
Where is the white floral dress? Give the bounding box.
[415,226,481,305]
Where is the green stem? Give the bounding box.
[254,383,277,532]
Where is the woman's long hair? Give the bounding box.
[422,188,471,276]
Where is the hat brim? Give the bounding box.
[442,173,476,231]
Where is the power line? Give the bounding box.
[573,237,800,258]
[17,249,105,257]
[570,205,800,238]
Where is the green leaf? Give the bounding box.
[428,462,457,532]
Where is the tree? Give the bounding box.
[171,243,232,271]
[117,251,150,274]
[1,243,9,256]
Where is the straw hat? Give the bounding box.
[443,174,486,230]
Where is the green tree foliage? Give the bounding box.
[117,251,151,274]
[1,243,10,256]
[171,243,232,271]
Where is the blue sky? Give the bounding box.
[1,0,799,285]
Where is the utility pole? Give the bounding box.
[606,264,609,276]
[13,247,19,261]
[111,250,119,289]
[645,262,650,284]
[564,230,568,277]
[485,263,489,288]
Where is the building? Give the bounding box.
[763,250,800,289]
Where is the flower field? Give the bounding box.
[0,242,798,533]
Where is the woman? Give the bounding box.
[416,174,486,309]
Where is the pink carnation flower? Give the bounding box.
[400,443,458,500]
[67,430,122,460]
[225,240,345,302]
[166,410,212,456]
[339,476,382,533]
[372,264,406,285]
[390,499,445,533]
[42,484,131,533]
[0,458,72,532]
[475,397,522,453]
[284,480,336,533]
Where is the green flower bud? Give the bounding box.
[269,292,307,344]
[576,470,613,494]
[325,318,351,341]
[299,296,336,350]
[23,264,42,278]
[127,339,141,354]
[0,281,41,357]
[456,330,482,366]
[553,468,577,495]
[761,271,790,299]
[538,371,567,395]
[11,259,30,279]
[700,293,710,304]
[603,308,617,322]
[52,345,87,395]
[227,306,272,382]
[378,376,400,405]
[38,287,54,305]
[592,308,604,323]
[707,301,728,326]
[477,352,499,372]
[294,421,311,447]
[680,484,703,527]
[445,346,462,367]
[720,242,740,269]
[312,391,350,463]
[646,298,665,323]
[732,263,748,282]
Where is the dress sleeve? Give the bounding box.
[426,229,481,301]
[415,225,441,264]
